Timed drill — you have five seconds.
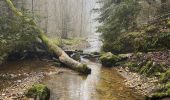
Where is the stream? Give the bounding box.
[0,33,145,100]
[42,33,144,100]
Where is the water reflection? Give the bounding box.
[43,58,144,100]
[43,58,102,100]
[80,58,101,100]
[42,32,144,100]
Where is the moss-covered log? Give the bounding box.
[5,0,91,74]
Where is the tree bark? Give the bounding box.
[5,0,91,74]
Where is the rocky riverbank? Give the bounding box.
[116,67,158,96]
[0,60,64,99]
[100,50,170,99]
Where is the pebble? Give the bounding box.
[17,80,22,83]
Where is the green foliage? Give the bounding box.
[150,82,170,99]
[145,25,158,33]
[102,30,170,53]
[155,32,170,49]
[139,61,166,77]
[98,0,170,53]
[160,69,170,83]
[26,84,50,100]
[0,13,38,63]
[97,0,141,51]
[149,69,170,99]
[125,62,139,72]
[125,59,166,77]
[102,32,148,53]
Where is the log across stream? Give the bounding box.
[0,33,145,100]
[0,59,144,100]
[41,33,144,100]
[42,58,144,100]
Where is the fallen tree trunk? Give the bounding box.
[5,0,91,74]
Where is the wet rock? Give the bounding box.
[100,52,121,67]
[26,84,50,100]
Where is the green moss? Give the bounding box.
[150,82,170,99]
[139,61,153,75]
[145,25,158,33]
[49,38,86,47]
[125,62,139,72]
[167,19,170,27]
[71,53,81,61]
[160,69,170,83]
[102,26,170,53]
[100,52,121,67]
[76,64,91,74]
[125,59,166,77]
[139,61,166,77]
[26,84,50,100]
[0,53,8,65]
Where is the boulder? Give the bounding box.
[26,84,50,100]
[100,52,121,67]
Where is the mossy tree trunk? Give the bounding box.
[5,0,91,74]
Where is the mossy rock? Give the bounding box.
[26,84,50,100]
[100,52,121,67]
[160,69,170,83]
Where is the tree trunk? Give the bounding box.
[5,0,91,74]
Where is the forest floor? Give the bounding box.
[117,67,158,96]
[116,50,170,99]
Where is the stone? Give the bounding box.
[26,84,50,100]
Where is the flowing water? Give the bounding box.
[0,33,145,100]
[42,33,145,100]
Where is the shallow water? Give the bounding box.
[0,33,145,100]
[43,58,144,100]
[0,59,55,92]
[0,59,144,100]
[42,33,145,100]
